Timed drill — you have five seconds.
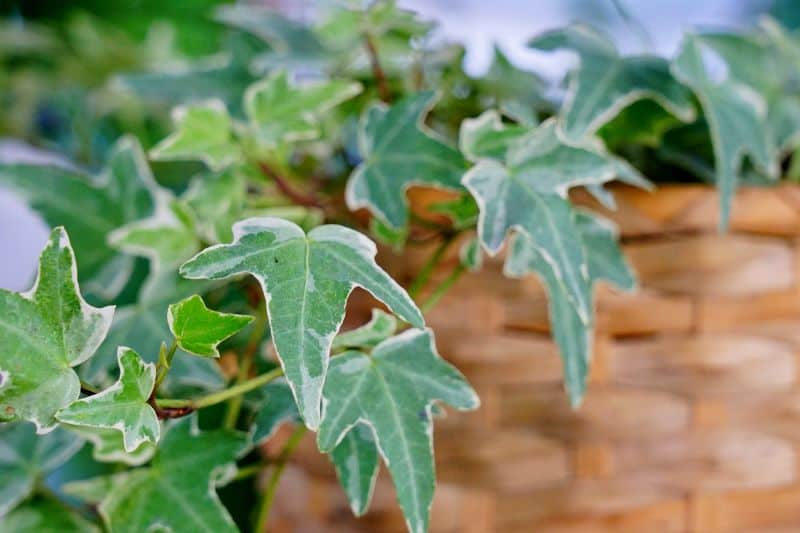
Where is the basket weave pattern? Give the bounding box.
[269,185,800,532]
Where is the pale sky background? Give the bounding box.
[0,0,773,290]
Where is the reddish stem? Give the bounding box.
[364,33,392,103]
[258,162,322,209]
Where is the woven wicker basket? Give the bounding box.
[267,184,800,532]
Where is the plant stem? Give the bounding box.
[255,425,308,532]
[258,162,322,208]
[157,367,284,410]
[154,341,178,391]
[420,263,466,313]
[223,308,267,430]
[232,463,264,482]
[80,380,99,395]
[408,236,455,299]
[363,32,391,102]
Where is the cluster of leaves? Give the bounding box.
[3,2,800,532]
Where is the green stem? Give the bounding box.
[408,236,455,299]
[154,341,178,391]
[232,463,264,482]
[420,264,466,314]
[156,367,284,410]
[255,425,308,532]
[223,308,267,429]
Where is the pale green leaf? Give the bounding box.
[56,347,159,453]
[0,423,83,515]
[317,329,479,533]
[528,24,695,141]
[168,295,253,358]
[0,136,163,300]
[346,91,467,229]
[180,217,424,429]
[244,70,362,145]
[329,423,379,517]
[183,169,247,244]
[0,498,99,533]
[0,228,113,431]
[67,426,155,466]
[332,309,398,350]
[504,212,634,405]
[150,100,242,171]
[72,416,248,533]
[671,32,779,228]
[459,110,527,162]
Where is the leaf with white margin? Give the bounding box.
[0,136,164,301]
[168,294,253,358]
[0,227,114,431]
[56,347,159,453]
[250,380,299,444]
[0,498,100,533]
[332,309,397,350]
[317,329,479,533]
[0,423,83,515]
[80,272,223,397]
[109,199,199,271]
[528,24,695,141]
[67,426,155,466]
[65,416,248,533]
[150,100,242,171]
[329,423,379,517]
[346,91,467,229]
[459,236,483,272]
[180,217,424,429]
[459,110,527,162]
[671,33,779,229]
[244,70,362,145]
[463,119,647,322]
[504,212,634,405]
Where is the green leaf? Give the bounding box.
[332,309,397,350]
[459,110,528,162]
[180,217,424,429]
[244,70,362,145]
[459,236,483,272]
[56,347,159,453]
[346,91,467,229]
[504,212,634,405]
[0,423,83,515]
[109,199,199,272]
[427,195,479,230]
[0,136,163,301]
[463,119,646,323]
[477,45,549,123]
[80,272,224,397]
[251,380,299,444]
[183,169,248,244]
[168,295,253,358]
[0,228,113,431]
[671,33,779,228]
[0,498,100,533]
[67,426,155,466]
[70,416,248,533]
[317,329,478,533]
[528,24,695,141]
[150,100,242,171]
[329,423,379,517]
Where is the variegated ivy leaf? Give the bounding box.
[0,497,100,533]
[462,119,646,324]
[317,329,479,533]
[528,24,695,142]
[331,309,397,350]
[168,294,253,358]
[244,70,362,145]
[329,423,379,517]
[150,100,242,171]
[0,136,163,300]
[0,423,83,515]
[67,426,155,466]
[67,416,248,533]
[0,228,114,431]
[459,110,528,162]
[109,199,199,271]
[250,380,299,445]
[80,272,224,398]
[459,236,483,272]
[180,217,424,429]
[505,212,634,405]
[671,33,779,228]
[477,46,549,125]
[56,347,159,453]
[346,91,467,229]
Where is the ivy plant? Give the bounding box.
[2,2,800,532]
